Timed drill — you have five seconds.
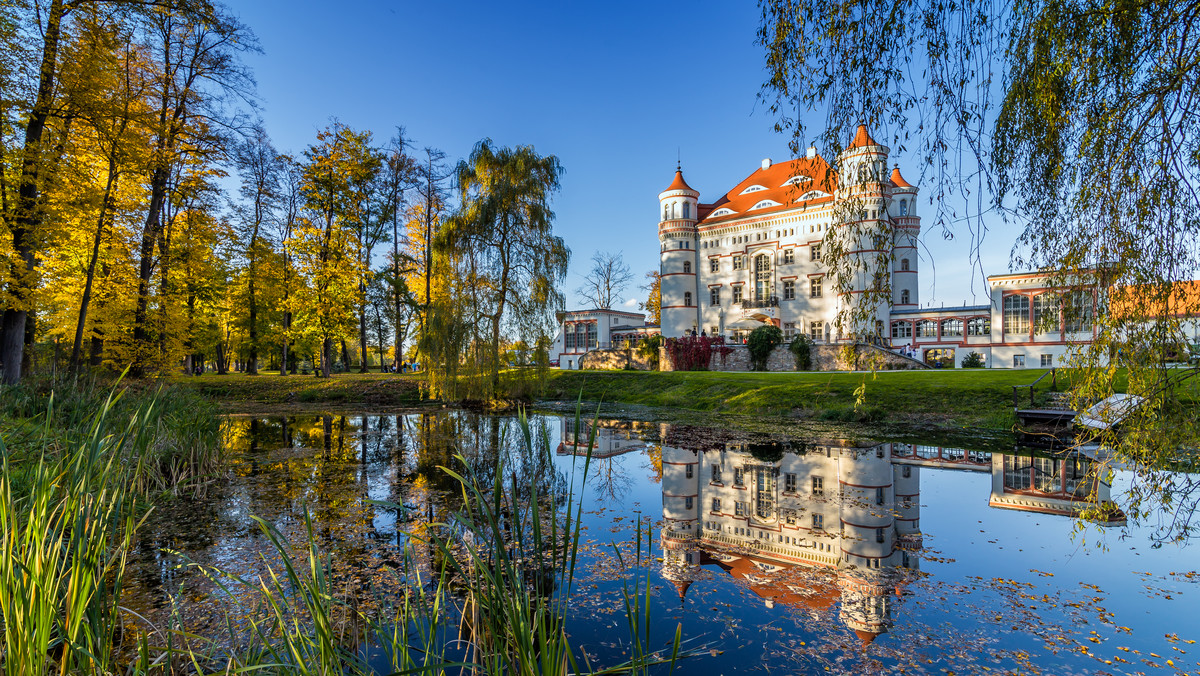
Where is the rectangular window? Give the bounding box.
[711,464,721,483]
[876,487,885,505]
[968,317,991,336]
[785,473,796,492]
[685,497,693,510]
[1041,354,1053,367]
[1004,295,1031,334]
[783,322,795,339]
[941,319,963,337]
[783,280,796,300]
[734,467,744,486]
[812,476,824,496]
[902,465,912,478]
[711,498,721,512]
[1033,293,1057,334]
[783,248,795,264]
[586,322,597,348]
[876,528,885,543]
[810,321,823,341]
[891,322,913,338]
[917,320,937,338]
[710,325,718,336]
[733,255,744,270]
[810,278,823,298]
[565,328,575,350]
[686,464,693,479]
[811,244,821,261]
[735,501,747,517]
[1065,290,1093,333]
[1013,354,1026,367]
[732,286,743,303]
[812,513,824,529]
[710,258,719,272]
[710,288,720,306]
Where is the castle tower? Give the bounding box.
[889,167,921,309]
[833,126,893,338]
[660,444,700,602]
[658,168,701,337]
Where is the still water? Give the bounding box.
[128,411,1198,674]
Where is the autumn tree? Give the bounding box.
[231,125,281,375]
[441,139,570,395]
[576,250,633,310]
[639,270,661,325]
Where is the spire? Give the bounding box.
[890,165,914,188]
[665,168,695,192]
[847,124,880,150]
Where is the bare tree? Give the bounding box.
[576,251,633,310]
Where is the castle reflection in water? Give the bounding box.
[559,419,1126,645]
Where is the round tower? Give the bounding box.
[889,166,920,309]
[833,126,892,339]
[659,167,700,338]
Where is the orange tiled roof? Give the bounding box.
[697,156,837,226]
[702,551,840,612]
[664,169,695,193]
[855,629,882,646]
[847,124,880,149]
[890,166,914,189]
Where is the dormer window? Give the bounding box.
[781,176,812,187]
[710,208,735,217]
[750,200,781,211]
[739,184,767,195]
[797,190,830,201]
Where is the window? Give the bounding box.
[785,473,796,492]
[732,286,743,304]
[710,258,719,272]
[1013,354,1026,367]
[663,205,668,220]
[754,254,772,301]
[684,292,692,307]
[942,318,963,337]
[967,317,991,336]
[734,467,744,486]
[916,320,937,337]
[711,498,721,512]
[891,321,912,338]
[900,289,911,304]
[876,487,885,505]
[733,255,744,270]
[810,321,823,341]
[711,464,722,483]
[783,322,796,339]
[810,278,823,298]
[683,202,690,219]
[1065,290,1093,333]
[899,199,908,216]
[685,496,693,510]
[783,280,795,300]
[812,513,824,529]
[811,244,821,261]
[876,528,886,543]
[783,249,795,264]
[1041,354,1053,367]
[1004,295,1030,334]
[685,464,693,479]
[586,322,597,348]
[735,501,747,517]
[565,328,575,350]
[811,476,824,496]
[710,288,720,306]
[902,465,912,478]
[1033,293,1057,334]
[901,258,910,271]
[683,261,691,274]
[711,325,718,335]
[751,200,780,210]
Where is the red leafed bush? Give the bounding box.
[664,335,732,371]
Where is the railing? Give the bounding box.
[1012,368,1058,409]
[739,296,779,309]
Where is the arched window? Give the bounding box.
[901,258,910,271]
[684,292,693,307]
[899,199,908,216]
[754,254,772,301]
[663,204,669,220]
[901,289,910,304]
[683,261,691,274]
[858,164,868,182]
[683,202,690,219]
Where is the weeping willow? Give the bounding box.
[758,0,1200,541]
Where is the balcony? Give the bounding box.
[740,296,779,321]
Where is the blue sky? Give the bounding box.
[233,0,1013,311]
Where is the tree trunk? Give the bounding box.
[322,337,332,378]
[69,159,118,373]
[132,162,170,377]
[2,0,66,385]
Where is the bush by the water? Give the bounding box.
[748,325,784,371]
[789,334,813,370]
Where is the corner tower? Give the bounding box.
[889,167,921,309]
[658,167,700,337]
[833,125,893,338]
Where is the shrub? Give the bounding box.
[637,334,663,369]
[788,334,813,370]
[962,351,986,368]
[747,325,784,371]
[663,335,731,371]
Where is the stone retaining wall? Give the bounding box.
[658,342,929,372]
[578,347,656,371]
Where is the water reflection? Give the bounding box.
[654,433,1127,644]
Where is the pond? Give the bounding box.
[126,410,1199,674]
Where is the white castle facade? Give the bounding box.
[656,126,1112,369]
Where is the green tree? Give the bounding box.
[441,139,570,396]
[747,324,783,371]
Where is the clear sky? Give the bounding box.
[232,0,1013,313]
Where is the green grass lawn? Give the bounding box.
[170,371,426,407]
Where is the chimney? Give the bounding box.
[761,158,772,170]
[806,146,817,159]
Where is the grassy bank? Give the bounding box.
[540,368,1062,430]
[172,371,426,408]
